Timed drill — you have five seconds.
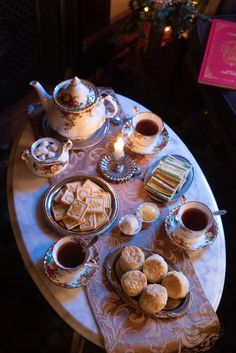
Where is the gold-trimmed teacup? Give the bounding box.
[176,201,214,240]
[52,236,89,271]
[130,112,164,147]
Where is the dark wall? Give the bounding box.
[0,0,111,112]
[0,0,113,147]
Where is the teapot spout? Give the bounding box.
[30,80,53,114]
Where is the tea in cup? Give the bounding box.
[52,236,87,271]
[131,112,164,147]
[177,201,214,240]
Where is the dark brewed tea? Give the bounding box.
[181,208,208,231]
[57,242,85,268]
[135,119,159,136]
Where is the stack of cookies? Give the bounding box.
[52,179,112,231]
[117,246,190,315]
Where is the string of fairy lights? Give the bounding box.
[126,0,209,42]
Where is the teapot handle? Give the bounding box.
[101,94,118,119]
[21,149,30,161]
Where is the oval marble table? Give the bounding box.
[7,94,226,350]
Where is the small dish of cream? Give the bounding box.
[119,214,142,235]
[137,202,160,223]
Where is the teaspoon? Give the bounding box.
[212,210,227,216]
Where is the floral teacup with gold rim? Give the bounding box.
[122,112,164,151]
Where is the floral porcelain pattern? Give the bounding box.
[59,108,81,131]
[21,138,72,178]
[58,92,83,110]
[49,105,220,352]
[32,161,66,176]
[123,125,169,155]
[57,80,96,131]
[30,78,118,140]
[44,245,99,288]
[165,207,218,251]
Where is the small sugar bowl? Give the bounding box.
[21,137,72,177]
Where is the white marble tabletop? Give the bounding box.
[7,94,226,348]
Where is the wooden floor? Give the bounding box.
[1,37,236,353]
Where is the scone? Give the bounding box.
[121,270,147,297]
[143,254,168,283]
[139,284,168,314]
[119,246,145,272]
[161,271,190,299]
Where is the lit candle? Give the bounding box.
[113,137,124,160]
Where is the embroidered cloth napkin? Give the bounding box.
[27,89,220,353]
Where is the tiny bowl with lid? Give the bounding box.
[21,137,72,178]
[137,202,160,223]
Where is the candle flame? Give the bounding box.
[164,26,171,33]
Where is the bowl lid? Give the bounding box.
[54,77,98,111]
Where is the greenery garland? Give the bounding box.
[126,0,209,38]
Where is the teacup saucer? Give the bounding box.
[122,125,169,155]
[44,245,99,288]
[165,207,218,251]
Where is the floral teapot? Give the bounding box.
[30,77,118,140]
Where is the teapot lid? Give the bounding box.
[54,77,98,111]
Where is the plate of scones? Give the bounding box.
[105,245,192,319]
[43,175,119,237]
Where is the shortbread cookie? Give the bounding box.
[119,246,145,272]
[143,254,168,283]
[92,191,111,208]
[66,181,81,193]
[60,189,74,205]
[85,197,105,213]
[161,271,190,299]
[121,270,147,297]
[80,213,97,231]
[52,203,68,221]
[83,179,102,192]
[95,212,109,227]
[76,187,92,201]
[139,284,168,314]
[62,216,84,230]
[66,199,88,221]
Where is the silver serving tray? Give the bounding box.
[43,175,119,238]
[105,246,192,319]
[144,154,194,204]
